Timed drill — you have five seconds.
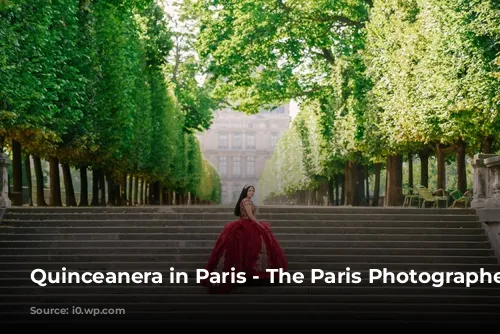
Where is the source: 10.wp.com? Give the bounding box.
[30,306,126,316]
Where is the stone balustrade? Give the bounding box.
[471,153,500,262]
[0,152,11,220]
[472,154,500,210]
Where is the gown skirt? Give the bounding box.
[201,218,288,293]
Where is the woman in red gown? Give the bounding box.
[201,184,288,293]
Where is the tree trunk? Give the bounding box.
[62,163,77,206]
[384,155,403,206]
[79,166,89,206]
[340,174,345,206]
[344,161,365,206]
[140,177,144,205]
[33,156,46,206]
[11,140,22,205]
[128,174,133,205]
[49,157,62,206]
[482,136,494,153]
[134,175,139,205]
[99,171,106,206]
[24,154,33,206]
[91,169,99,206]
[119,174,126,205]
[365,165,370,206]
[344,162,354,205]
[328,176,334,206]
[418,148,431,188]
[436,143,446,191]
[107,172,115,206]
[456,138,467,193]
[408,152,413,188]
[372,163,381,206]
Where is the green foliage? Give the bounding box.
[0,0,85,151]
[196,158,222,203]
[364,0,500,154]
[0,0,221,203]
[191,0,371,113]
[192,0,499,201]
[2,0,498,205]
[164,0,219,134]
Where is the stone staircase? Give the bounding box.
[1,205,500,326]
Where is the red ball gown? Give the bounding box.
[201,198,288,293]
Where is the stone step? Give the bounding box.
[2,261,499,271]
[1,317,500,327]
[1,314,499,326]
[0,233,489,241]
[0,290,500,311]
[0,226,487,235]
[4,271,500,286]
[2,206,496,326]
[1,239,491,249]
[1,212,480,221]
[0,219,484,228]
[4,270,500,287]
[2,266,495,273]
[3,206,477,215]
[4,285,500,295]
[0,247,493,256]
[0,295,500,313]
[0,254,496,264]
[1,305,499,321]
[209,207,478,214]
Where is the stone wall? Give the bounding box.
[472,154,500,263]
[0,153,11,220]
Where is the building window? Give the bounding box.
[218,134,228,149]
[219,156,227,176]
[246,156,255,176]
[232,184,241,201]
[271,132,278,147]
[232,156,240,176]
[246,133,255,149]
[221,185,227,202]
[275,106,284,113]
[232,133,242,149]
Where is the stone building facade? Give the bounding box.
[197,104,291,205]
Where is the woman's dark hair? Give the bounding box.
[234,184,254,216]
